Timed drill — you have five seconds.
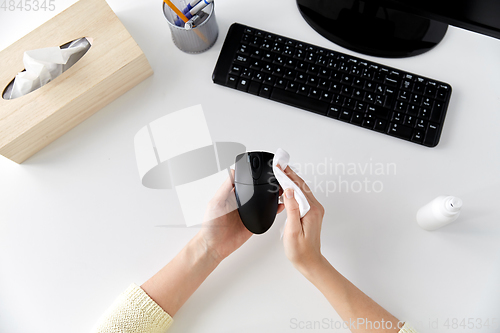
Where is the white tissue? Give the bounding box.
[273,148,311,218]
[4,38,90,100]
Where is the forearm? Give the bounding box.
[141,233,220,317]
[302,257,401,333]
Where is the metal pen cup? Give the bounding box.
[162,0,218,54]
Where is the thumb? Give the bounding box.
[283,188,302,235]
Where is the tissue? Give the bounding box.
[3,37,91,100]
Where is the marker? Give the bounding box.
[181,0,202,14]
[175,0,213,26]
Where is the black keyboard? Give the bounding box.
[212,23,453,147]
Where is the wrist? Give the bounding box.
[296,255,330,282]
[191,233,224,266]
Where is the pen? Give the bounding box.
[175,0,213,26]
[185,11,208,30]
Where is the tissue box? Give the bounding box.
[0,0,153,164]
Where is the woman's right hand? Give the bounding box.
[280,166,326,276]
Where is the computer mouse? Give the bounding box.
[234,151,280,234]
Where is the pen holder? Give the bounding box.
[162,0,218,53]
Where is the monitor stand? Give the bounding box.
[297,0,448,58]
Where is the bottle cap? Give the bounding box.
[444,196,462,213]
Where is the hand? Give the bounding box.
[280,166,326,275]
[197,170,252,263]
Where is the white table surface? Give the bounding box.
[1,1,500,332]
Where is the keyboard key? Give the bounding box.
[415,119,428,130]
[412,130,424,143]
[274,78,286,89]
[227,75,238,88]
[351,112,364,125]
[252,72,264,82]
[318,68,330,79]
[395,101,407,112]
[418,107,431,119]
[397,90,410,101]
[407,104,419,116]
[401,79,412,90]
[235,55,249,65]
[424,123,440,146]
[259,85,272,98]
[425,81,438,97]
[332,94,344,106]
[295,72,306,83]
[388,123,413,140]
[362,118,375,128]
[384,77,398,87]
[354,101,367,112]
[436,85,450,101]
[327,106,341,118]
[307,76,319,86]
[353,78,364,88]
[374,119,388,132]
[298,84,308,96]
[340,109,352,122]
[364,81,375,92]
[352,89,364,100]
[230,65,242,75]
[248,81,261,95]
[404,115,416,127]
[343,98,355,109]
[431,102,445,122]
[341,86,353,96]
[320,91,332,101]
[271,89,329,115]
[309,88,321,99]
[391,112,404,123]
[237,78,250,91]
[286,81,298,92]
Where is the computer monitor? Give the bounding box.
[297,0,500,58]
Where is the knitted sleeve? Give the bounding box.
[399,322,418,333]
[91,284,173,333]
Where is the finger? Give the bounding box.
[283,188,302,237]
[277,203,285,214]
[213,169,235,201]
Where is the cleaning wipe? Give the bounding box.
[273,148,310,218]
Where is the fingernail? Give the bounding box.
[285,189,294,198]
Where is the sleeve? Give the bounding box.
[91,284,174,333]
[398,322,418,333]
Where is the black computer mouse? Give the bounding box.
[234,151,280,234]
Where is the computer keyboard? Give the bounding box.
[212,23,453,147]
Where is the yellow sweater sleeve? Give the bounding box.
[91,284,173,333]
[399,322,418,333]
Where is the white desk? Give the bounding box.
[1,1,499,332]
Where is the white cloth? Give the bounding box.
[273,148,310,218]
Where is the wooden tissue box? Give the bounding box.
[0,0,153,163]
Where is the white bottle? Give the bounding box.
[416,196,463,231]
